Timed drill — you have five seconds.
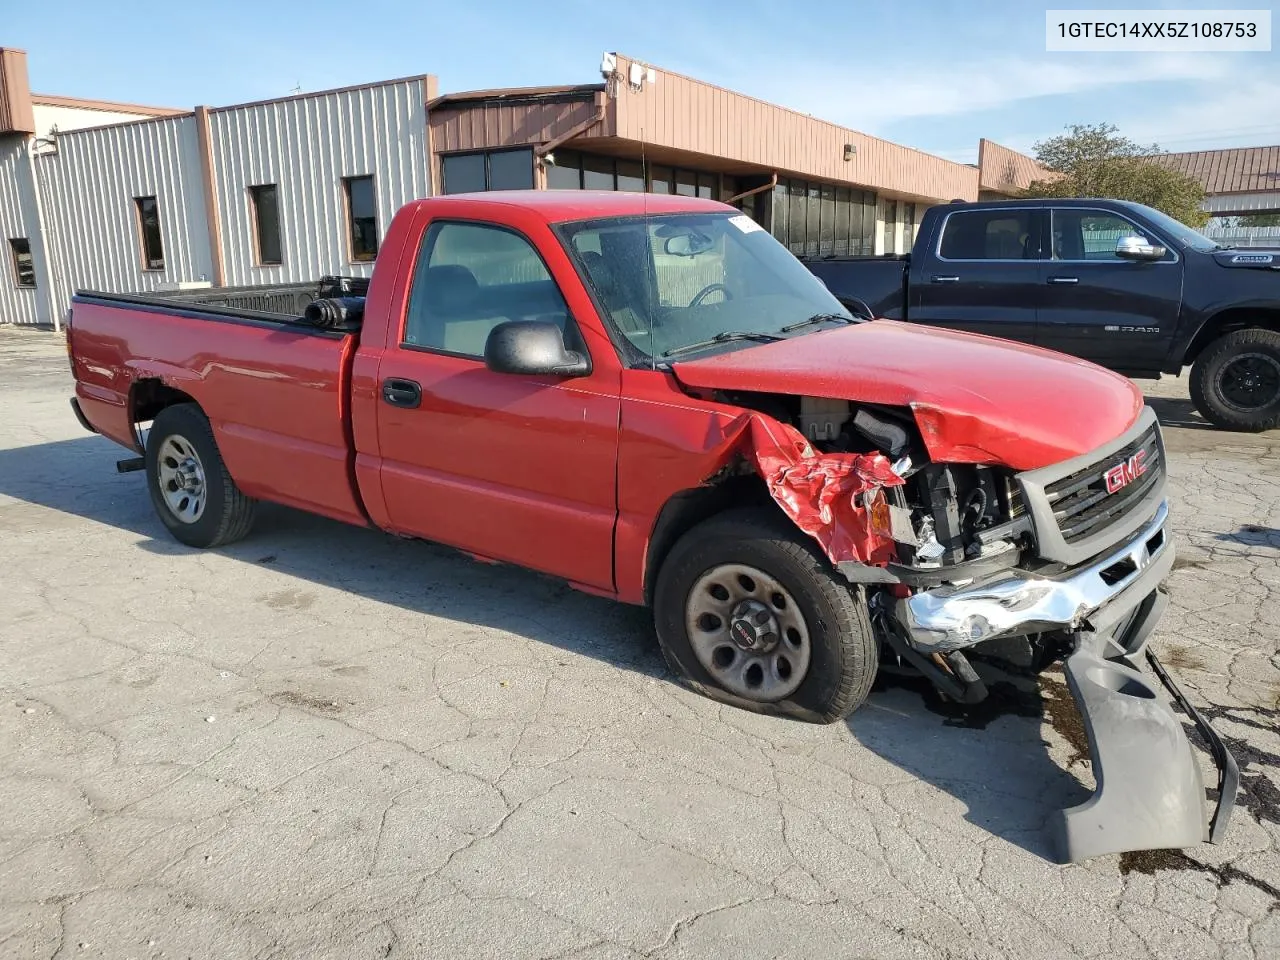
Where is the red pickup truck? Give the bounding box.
[68,190,1233,861]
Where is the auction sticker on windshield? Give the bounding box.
[729,214,764,234]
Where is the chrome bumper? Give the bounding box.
[898,500,1172,653]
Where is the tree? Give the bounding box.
[1238,212,1280,227]
[1023,123,1210,228]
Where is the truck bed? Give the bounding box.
[801,256,909,320]
[69,291,368,526]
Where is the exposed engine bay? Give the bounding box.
[718,391,1034,586]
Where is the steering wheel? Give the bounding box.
[688,283,733,308]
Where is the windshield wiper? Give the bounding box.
[779,312,859,333]
[661,330,784,358]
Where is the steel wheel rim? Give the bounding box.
[1217,352,1280,412]
[156,434,207,524]
[684,562,811,702]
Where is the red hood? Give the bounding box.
[671,321,1144,471]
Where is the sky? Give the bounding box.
[7,0,1280,163]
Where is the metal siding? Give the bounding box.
[430,97,604,153]
[977,139,1059,195]
[608,56,977,203]
[1154,145,1280,196]
[210,79,430,287]
[34,114,213,326]
[0,136,42,324]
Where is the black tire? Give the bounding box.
[653,508,878,724]
[145,403,257,548]
[1189,329,1280,432]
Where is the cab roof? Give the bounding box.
[411,190,733,224]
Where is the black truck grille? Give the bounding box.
[1043,425,1162,544]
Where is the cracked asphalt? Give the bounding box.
[1,324,1277,960]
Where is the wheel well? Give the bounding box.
[1185,308,1280,365]
[130,378,198,425]
[643,474,776,606]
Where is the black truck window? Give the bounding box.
[939,209,1039,261]
[1051,209,1157,261]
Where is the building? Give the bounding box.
[2,47,1049,329]
[1154,145,1280,219]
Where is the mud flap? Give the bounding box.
[1055,632,1238,863]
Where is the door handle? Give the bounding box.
[1047,276,1079,284]
[930,275,960,283]
[381,378,422,408]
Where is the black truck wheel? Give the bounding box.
[145,403,257,548]
[1190,329,1280,432]
[653,508,878,724]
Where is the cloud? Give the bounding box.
[731,52,1239,133]
[1119,79,1280,151]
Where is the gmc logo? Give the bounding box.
[1104,450,1148,494]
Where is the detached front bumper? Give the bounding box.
[1056,634,1238,862]
[897,500,1172,654]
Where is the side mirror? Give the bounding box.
[483,320,590,378]
[1115,235,1167,261]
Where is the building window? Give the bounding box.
[442,153,486,194]
[882,200,898,255]
[769,179,877,257]
[134,196,164,270]
[902,203,917,251]
[546,150,583,189]
[582,153,615,191]
[546,152,716,199]
[617,159,645,193]
[343,175,379,261]
[249,184,282,265]
[8,238,34,288]
[442,149,535,193]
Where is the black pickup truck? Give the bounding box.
[804,198,1280,431]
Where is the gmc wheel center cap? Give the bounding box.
[730,600,778,652]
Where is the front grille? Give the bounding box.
[1042,424,1163,544]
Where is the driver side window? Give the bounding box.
[404,221,575,357]
[1051,209,1155,261]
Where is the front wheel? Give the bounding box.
[1190,329,1280,432]
[653,509,879,724]
[145,403,257,548]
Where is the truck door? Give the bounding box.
[1037,207,1182,373]
[908,206,1045,345]
[373,218,621,591]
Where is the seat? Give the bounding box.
[406,264,480,347]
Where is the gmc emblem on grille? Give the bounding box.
[1104,449,1148,494]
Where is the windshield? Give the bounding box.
[557,212,853,360]
[1124,203,1221,252]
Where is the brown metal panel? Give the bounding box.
[193,106,225,287]
[609,54,978,202]
[0,48,36,135]
[976,139,1058,195]
[29,93,184,117]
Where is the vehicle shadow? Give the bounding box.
[0,434,663,680]
[1145,394,1213,431]
[852,665,1091,862]
[1215,524,1280,549]
[2,434,1084,860]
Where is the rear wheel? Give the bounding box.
[1190,329,1280,432]
[653,509,878,723]
[145,403,256,548]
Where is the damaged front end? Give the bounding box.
[720,396,1236,863]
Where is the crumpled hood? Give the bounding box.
[671,321,1144,471]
